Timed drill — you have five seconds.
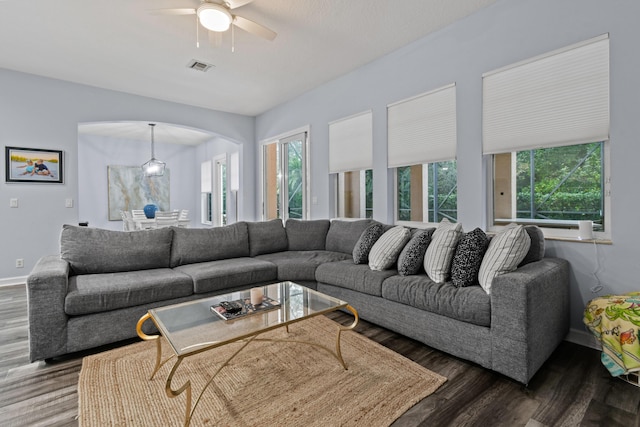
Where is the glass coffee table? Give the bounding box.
[136,281,358,427]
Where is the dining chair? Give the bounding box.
[155,210,179,228]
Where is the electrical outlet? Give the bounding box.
[65,198,73,208]
[16,259,24,268]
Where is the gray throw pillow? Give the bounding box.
[170,222,249,267]
[519,225,545,266]
[247,219,288,257]
[285,219,330,251]
[325,219,374,255]
[397,228,435,276]
[60,224,173,275]
[353,222,385,264]
[450,228,489,287]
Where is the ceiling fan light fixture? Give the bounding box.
[197,4,232,32]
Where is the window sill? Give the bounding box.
[544,236,612,245]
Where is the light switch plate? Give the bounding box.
[9,198,18,208]
[65,198,73,208]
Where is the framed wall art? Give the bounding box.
[107,165,170,220]
[5,146,63,183]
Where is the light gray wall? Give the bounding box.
[255,0,640,332]
[0,69,255,281]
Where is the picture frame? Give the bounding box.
[5,146,64,183]
[107,165,170,220]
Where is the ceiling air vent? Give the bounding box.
[187,60,214,72]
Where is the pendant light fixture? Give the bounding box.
[141,123,166,176]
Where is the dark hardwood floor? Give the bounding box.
[1,283,638,426]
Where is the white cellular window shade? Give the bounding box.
[229,151,239,191]
[329,110,373,174]
[200,160,212,193]
[387,83,457,168]
[483,34,609,154]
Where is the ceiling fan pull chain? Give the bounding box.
[196,14,200,48]
[232,23,235,53]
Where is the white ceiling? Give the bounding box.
[78,121,216,145]
[0,0,497,118]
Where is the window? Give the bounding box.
[483,34,610,239]
[492,141,608,233]
[214,156,227,226]
[202,156,228,226]
[329,111,373,219]
[337,169,373,219]
[200,160,212,225]
[387,83,457,224]
[262,131,308,220]
[396,161,457,223]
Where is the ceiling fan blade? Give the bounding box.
[226,0,255,9]
[149,8,196,16]
[233,15,276,41]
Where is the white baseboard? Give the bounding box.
[565,327,601,350]
[0,276,27,288]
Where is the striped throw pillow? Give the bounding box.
[368,226,411,271]
[423,219,463,283]
[478,225,531,294]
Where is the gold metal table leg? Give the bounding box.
[335,305,359,370]
[136,312,174,380]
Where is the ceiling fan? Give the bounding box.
[154,0,277,42]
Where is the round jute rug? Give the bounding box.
[78,315,445,426]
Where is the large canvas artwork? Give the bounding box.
[107,165,170,220]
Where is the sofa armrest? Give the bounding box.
[490,257,570,383]
[26,255,70,361]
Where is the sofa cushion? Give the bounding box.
[247,219,288,257]
[397,228,435,276]
[255,251,351,281]
[325,219,374,255]
[285,219,330,251]
[174,257,278,294]
[478,225,531,294]
[368,226,411,271]
[382,274,491,327]
[423,219,463,283]
[60,224,173,275]
[315,259,396,297]
[519,225,545,266]
[353,222,385,264]
[450,228,489,288]
[65,268,193,315]
[170,222,249,267]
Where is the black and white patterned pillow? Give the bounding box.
[397,229,434,276]
[450,228,489,287]
[353,223,385,264]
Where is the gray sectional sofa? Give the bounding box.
[27,218,569,384]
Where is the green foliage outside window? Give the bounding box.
[515,142,603,225]
[397,161,457,222]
